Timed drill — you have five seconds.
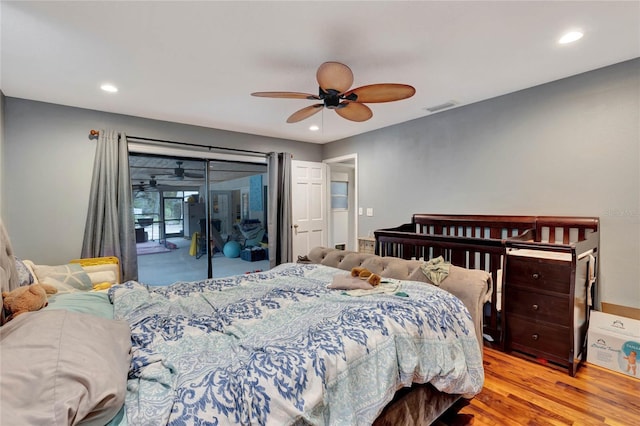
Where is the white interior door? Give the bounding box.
[292,160,327,259]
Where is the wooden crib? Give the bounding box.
[374,214,599,375]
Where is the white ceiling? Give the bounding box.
[1,1,638,144]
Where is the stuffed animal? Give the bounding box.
[350,267,382,287]
[2,283,58,322]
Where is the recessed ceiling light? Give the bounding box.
[558,31,583,44]
[309,125,319,131]
[100,83,118,93]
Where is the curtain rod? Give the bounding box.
[88,129,268,157]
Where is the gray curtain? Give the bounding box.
[81,130,138,281]
[267,152,292,268]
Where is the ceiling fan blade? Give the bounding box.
[344,83,416,103]
[335,102,373,122]
[316,62,353,93]
[251,91,320,100]
[286,104,324,123]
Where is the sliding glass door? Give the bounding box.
[130,154,208,285]
[208,161,268,276]
[129,153,268,285]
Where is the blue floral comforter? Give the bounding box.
[110,263,484,426]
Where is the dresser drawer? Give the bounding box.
[506,287,570,325]
[506,255,571,293]
[507,316,570,357]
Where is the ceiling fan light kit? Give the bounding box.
[252,61,416,123]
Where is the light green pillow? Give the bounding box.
[33,263,93,293]
[45,292,114,319]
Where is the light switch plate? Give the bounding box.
[366,208,374,217]
[358,207,363,215]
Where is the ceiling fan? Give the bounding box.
[157,161,204,180]
[132,176,159,194]
[251,61,416,123]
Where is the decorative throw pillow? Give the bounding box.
[33,263,93,293]
[328,274,374,290]
[13,256,35,286]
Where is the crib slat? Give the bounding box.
[468,252,477,269]
[451,249,465,266]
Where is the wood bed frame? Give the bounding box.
[374,214,600,355]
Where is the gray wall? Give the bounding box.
[324,58,640,309]
[2,99,321,264]
[2,59,638,309]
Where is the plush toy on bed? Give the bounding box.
[2,283,58,322]
[351,267,382,287]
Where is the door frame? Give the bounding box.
[323,153,358,251]
[161,195,185,238]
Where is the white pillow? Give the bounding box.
[83,264,120,284]
[86,270,117,285]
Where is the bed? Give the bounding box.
[374,214,599,374]
[1,220,491,425]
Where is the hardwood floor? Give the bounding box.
[452,347,640,425]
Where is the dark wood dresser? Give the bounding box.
[503,219,598,376]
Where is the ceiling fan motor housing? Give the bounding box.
[319,88,358,109]
[320,88,341,109]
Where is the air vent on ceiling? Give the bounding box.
[424,101,457,113]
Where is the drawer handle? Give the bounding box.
[532,273,540,279]
[532,304,539,311]
[532,333,539,341]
